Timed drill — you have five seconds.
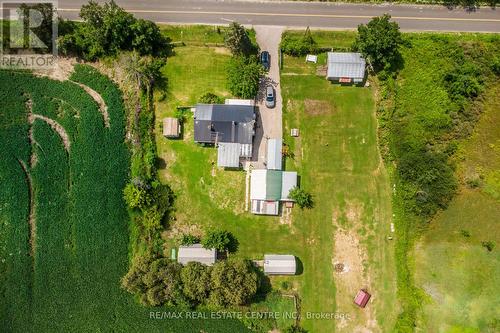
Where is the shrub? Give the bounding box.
[226,56,262,99]
[481,241,495,252]
[283,325,308,333]
[202,230,237,252]
[288,187,314,209]
[460,230,471,238]
[180,262,212,304]
[199,92,224,104]
[179,234,200,246]
[280,28,318,56]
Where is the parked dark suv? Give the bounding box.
[260,51,270,70]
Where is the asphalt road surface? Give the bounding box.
[57,0,500,33]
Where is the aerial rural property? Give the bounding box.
[0,1,499,333]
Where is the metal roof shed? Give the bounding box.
[217,142,240,168]
[178,244,217,266]
[163,117,180,138]
[264,254,297,275]
[327,52,366,83]
[267,138,283,170]
[281,171,298,200]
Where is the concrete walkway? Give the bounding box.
[251,25,284,169]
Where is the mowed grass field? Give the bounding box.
[281,51,397,332]
[156,26,397,332]
[414,84,500,333]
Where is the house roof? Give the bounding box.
[354,289,371,308]
[327,52,366,79]
[264,254,296,275]
[194,104,256,144]
[177,244,217,266]
[217,142,240,168]
[163,117,179,137]
[250,170,298,201]
[267,138,282,170]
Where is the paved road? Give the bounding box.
[57,0,500,33]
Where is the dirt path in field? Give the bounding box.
[32,114,71,152]
[70,81,110,128]
[16,158,36,259]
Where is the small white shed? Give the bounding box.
[264,254,297,275]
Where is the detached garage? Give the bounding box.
[326,52,366,84]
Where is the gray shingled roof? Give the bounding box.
[327,52,366,80]
[194,104,256,144]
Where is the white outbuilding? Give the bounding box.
[264,254,297,275]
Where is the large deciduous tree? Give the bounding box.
[226,56,262,99]
[180,262,212,303]
[354,14,403,70]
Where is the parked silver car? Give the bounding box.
[265,85,275,108]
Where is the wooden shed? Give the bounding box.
[354,289,371,308]
[163,117,180,138]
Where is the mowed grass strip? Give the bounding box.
[281,50,396,332]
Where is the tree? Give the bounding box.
[280,27,317,56]
[180,262,212,303]
[226,56,263,99]
[288,187,314,209]
[122,255,186,307]
[59,0,170,60]
[121,52,166,92]
[354,14,403,70]
[123,183,151,209]
[209,259,259,307]
[224,22,255,56]
[202,230,237,252]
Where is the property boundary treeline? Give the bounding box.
[376,33,500,332]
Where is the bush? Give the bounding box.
[280,28,318,56]
[481,241,495,252]
[202,230,237,252]
[179,234,200,246]
[180,262,212,304]
[199,92,224,104]
[288,187,314,209]
[226,56,262,99]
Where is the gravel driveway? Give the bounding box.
[251,25,284,168]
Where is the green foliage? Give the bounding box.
[209,259,259,307]
[354,14,403,70]
[224,22,256,56]
[288,187,314,209]
[120,52,167,91]
[123,183,150,209]
[202,230,237,252]
[199,92,224,104]
[280,27,318,56]
[283,325,308,333]
[481,241,495,252]
[180,262,212,303]
[179,234,201,246]
[59,0,170,60]
[226,56,263,99]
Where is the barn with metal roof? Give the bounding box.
[177,244,217,266]
[264,254,297,275]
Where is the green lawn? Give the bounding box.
[414,84,500,333]
[156,29,397,332]
[280,54,397,332]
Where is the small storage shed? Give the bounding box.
[267,138,283,170]
[264,254,297,275]
[354,289,371,308]
[163,117,180,138]
[327,52,366,84]
[177,244,217,266]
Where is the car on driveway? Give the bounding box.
[260,51,270,70]
[265,85,275,108]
